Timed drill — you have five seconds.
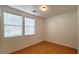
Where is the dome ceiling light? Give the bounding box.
[40,5,48,11]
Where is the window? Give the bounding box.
[4,12,22,37]
[4,12,35,38]
[24,18,35,35]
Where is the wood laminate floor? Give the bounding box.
[12,41,77,54]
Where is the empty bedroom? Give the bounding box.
[0,5,78,54]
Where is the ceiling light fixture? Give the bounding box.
[33,10,36,12]
[40,5,48,11]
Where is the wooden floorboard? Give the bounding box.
[11,41,77,54]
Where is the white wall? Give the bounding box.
[0,6,44,53]
[45,11,77,49]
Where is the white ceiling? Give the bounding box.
[9,5,77,18]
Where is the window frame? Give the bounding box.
[24,17,36,36]
[4,12,23,38]
[3,12,36,38]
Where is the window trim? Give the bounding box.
[4,12,23,38]
[24,17,36,35]
[3,12,36,38]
